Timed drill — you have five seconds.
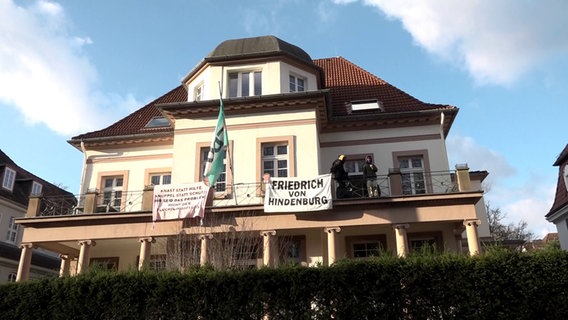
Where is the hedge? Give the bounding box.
[1,249,567,319]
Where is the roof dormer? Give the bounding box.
[182,36,321,102]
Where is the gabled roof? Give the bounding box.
[69,41,458,147]
[0,149,74,207]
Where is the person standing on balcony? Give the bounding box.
[330,154,350,198]
[363,155,380,197]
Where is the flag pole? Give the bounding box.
[217,82,235,204]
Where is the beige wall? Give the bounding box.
[184,61,319,102]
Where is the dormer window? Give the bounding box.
[228,71,262,98]
[31,181,43,196]
[2,167,16,191]
[194,83,204,101]
[289,75,305,92]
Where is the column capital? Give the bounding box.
[199,233,214,240]
[464,219,481,227]
[324,227,341,234]
[139,237,156,244]
[19,243,35,250]
[260,230,277,237]
[78,240,96,247]
[393,224,410,230]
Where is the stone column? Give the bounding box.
[59,254,73,277]
[261,230,277,267]
[324,227,341,266]
[16,243,34,282]
[394,224,410,257]
[464,219,481,255]
[138,237,155,270]
[77,240,96,274]
[199,234,213,266]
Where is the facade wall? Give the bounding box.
[320,124,450,175]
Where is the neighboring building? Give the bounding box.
[15,35,490,279]
[524,232,559,251]
[546,144,568,249]
[0,149,74,282]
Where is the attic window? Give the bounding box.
[2,167,16,191]
[145,117,170,128]
[31,181,43,196]
[349,100,383,112]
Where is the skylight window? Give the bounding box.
[145,117,170,128]
[349,100,383,112]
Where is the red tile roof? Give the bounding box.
[70,57,456,144]
[71,86,186,141]
[0,149,74,206]
[548,144,568,216]
[313,57,454,116]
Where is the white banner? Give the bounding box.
[152,182,211,222]
[264,174,333,212]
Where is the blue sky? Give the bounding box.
[1,0,567,238]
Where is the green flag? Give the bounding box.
[204,99,228,187]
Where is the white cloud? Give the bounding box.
[0,0,140,136]
[447,135,516,183]
[448,135,557,238]
[357,0,568,86]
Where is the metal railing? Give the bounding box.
[35,170,461,217]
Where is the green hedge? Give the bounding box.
[1,249,567,319]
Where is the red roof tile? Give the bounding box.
[313,57,453,117]
[548,144,568,216]
[71,85,187,141]
[71,57,455,143]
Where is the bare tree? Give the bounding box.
[486,202,534,242]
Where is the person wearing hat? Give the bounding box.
[363,155,380,197]
[330,154,349,198]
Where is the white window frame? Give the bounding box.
[2,167,16,191]
[352,241,381,259]
[149,173,171,186]
[200,147,227,192]
[149,254,167,271]
[102,176,123,210]
[344,158,366,178]
[6,216,18,244]
[289,74,306,92]
[399,156,426,195]
[31,181,43,196]
[228,70,262,98]
[194,82,204,101]
[261,143,289,178]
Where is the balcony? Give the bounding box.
[26,167,480,218]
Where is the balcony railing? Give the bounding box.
[30,169,471,217]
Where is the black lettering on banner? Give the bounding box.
[213,127,225,152]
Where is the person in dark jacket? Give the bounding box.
[330,154,350,198]
[363,155,380,197]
